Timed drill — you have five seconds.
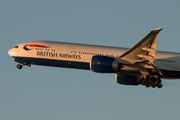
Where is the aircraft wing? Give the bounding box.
[119,28,163,76]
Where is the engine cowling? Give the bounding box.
[116,74,138,85]
[90,56,119,73]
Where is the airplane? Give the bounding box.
[8,28,180,88]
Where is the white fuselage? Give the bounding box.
[8,41,180,79]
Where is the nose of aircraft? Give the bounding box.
[8,48,15,57]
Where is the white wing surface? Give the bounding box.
[119,28,163,76]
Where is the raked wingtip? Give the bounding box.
[152,28,163,32]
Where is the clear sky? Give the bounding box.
[1,0,180,120]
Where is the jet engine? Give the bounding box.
[90,56,120,73]
[116,74,139,85]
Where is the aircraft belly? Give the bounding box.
[15,57,90,70]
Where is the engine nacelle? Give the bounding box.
[90,56,119,73]
[116,74,138,85]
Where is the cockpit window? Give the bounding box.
[14,46,19,48]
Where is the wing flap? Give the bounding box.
[137,54,154,61]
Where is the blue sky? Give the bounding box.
[1,0,180,120]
